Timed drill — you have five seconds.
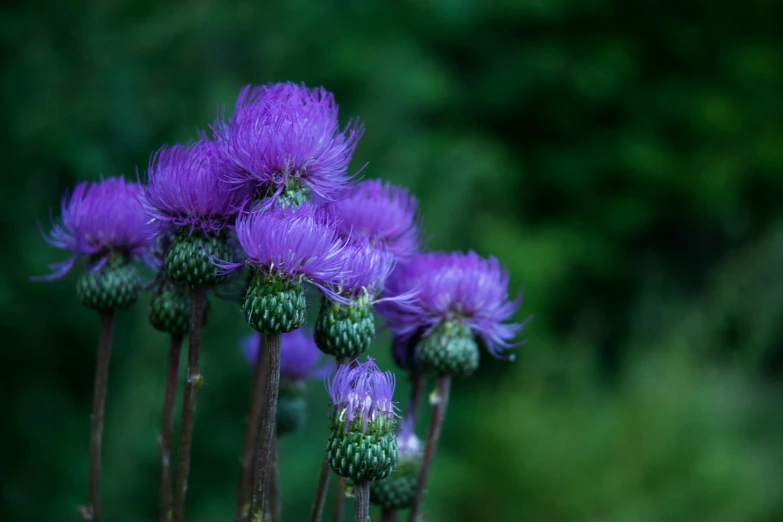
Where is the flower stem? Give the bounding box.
[332,478,345,522]
[407,374,451,522]
[159,335,184,522]
[407,372,424,425]
[236,333,270,522]
[309,459,332,522]
[309,357,348,522]
[253,332,281,521]
[172,287,207,522]
[268,433,282,522]
[81,312,114,522]
[353,482,369,522]
[380,509,398,522]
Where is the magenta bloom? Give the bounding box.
[322,180,420,261]
[213,83,363,204]
[379,252,524,359]
[242,329,334,381]
[333,240,395,301]
[326,357,398,433]
[34,177,155,280]
[218,205,348,296]
[144,141,248,235]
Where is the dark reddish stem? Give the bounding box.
[353,482,369,522]
[269,433,282,522]
[172,287,207,522]
[236,333,270,522]
[81,312,114,522]
[407,372,424,425]
[159,335,184,522]
[253,332,282,521]
[407,374,452,522]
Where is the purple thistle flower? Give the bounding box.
[321,179,420,261]
[144,141,248,235]
[378,252,524,359]
[212,82,363,205]
[242,329,334,381]
[216,204,348,299]
[326,357,398,433]
[332,240,395,301]
[34,177,155,280]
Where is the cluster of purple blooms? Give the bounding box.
[35,81,525,522]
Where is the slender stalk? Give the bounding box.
[159,335,184,522]
[236,334,270,522]
[253,332,282,521]
[81,312,114,522]
[380,509,398,522]
[268,432,282,522]
[407,372,424,425]
[407,375,451,522]
[309,357,348,522]
[310,459,332,522]
[353,482,369,522]
[172,287,207,522]
[332,478,345,522]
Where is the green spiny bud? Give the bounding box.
[417,320,479,376]
[76,256,142,313]
[164,230,231,287]
[243,272,307,334]
[327,429,398,482]
[369,458,420,510]
[148,281,211,336]
[314,295,375,358]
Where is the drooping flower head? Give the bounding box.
[144,140,248,235]
[242,329,334,382]
[327,357,398,434]
[379,252,524,363]
[34,177,155,280]
[322,179,420,261]
[221,204,348,333]
[213,82,363,206]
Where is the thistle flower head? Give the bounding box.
[144,141,248,235]
[34,177,155,280]
[242,329,334,381]
[322,179,420,261]
[327,357,398,433]
[221,205,348,296]
[334,240,395,301]
[213,82,363,205]
[379,251,523,359]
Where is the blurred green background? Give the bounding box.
[4,1,783,521]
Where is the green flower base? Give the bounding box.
[369,459,420,510]
[164,231,231,287]
[417,320,480,376]
[77,260,141,313]
[314,296,375,358]
[327,429,398,482]
[243,272,307,334]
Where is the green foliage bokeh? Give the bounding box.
[3,0,783,521]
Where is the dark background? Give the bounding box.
[4,1,783,521]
